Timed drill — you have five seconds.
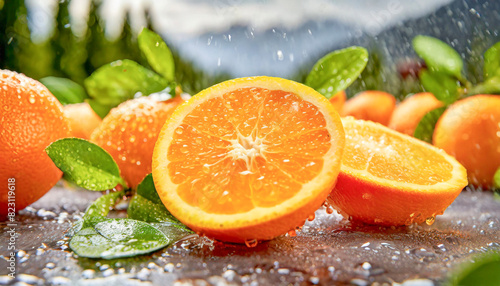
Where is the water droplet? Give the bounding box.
[102,268,114,277]
[222,269,237,281]
[164,263,175,272]
[129,136,136,143]
[29,96,35,104]
[309,276,320,284]
[18,274,42,284]
[307,213,315,221]
[45,262,56,269]
[81,269,95,279]
[244,239,258,248]
[202,164,210,173]
[175,127,183,135]
[425,216,436,225]
[277,268,290,275]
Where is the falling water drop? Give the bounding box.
[425,216,436,225]
[244,239,258,248]
[307,213,316,221]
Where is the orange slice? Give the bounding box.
[152,76,345,243]
[327,117,467,226]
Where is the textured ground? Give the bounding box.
[0,185,499,285]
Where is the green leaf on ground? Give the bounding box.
[70,219,170,259]
[45,138,126,191]
[40,76,87,105]
[68,191,124,236]
[84,59,168,107]
[82,191,125,229]
[138,28,175,82]
[128,174,190,231]
[413,35,463,77]
[446,252,500,286]
[305,46,368,99]
[68,185,191,259]
[414,106,447,143]
[420,70,460,105]
[484,42,500,79]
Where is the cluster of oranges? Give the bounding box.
[334,90,500,189]
[0,70,183,216]
[0,68,496,244]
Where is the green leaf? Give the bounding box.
[45,138,126,191]
[467,76,500,96]
[84,59,168,107]
[138,28,175,82]
[305,46,368,99]
[70,219,169,259]
[494,167,500,189]
[68,191,124,235]
[69,190,191,259]
[128,195,189,229]
[82,191,124,228]
[128,174,188,230]
[484,42,500,79]
[446,252,500,286]
[85,99,113,119]
[413,35,463,77]
[39,76,87,105]
[413,106,447,143]
[420,70,460,105]
[136,173,161,204]
[150,222,194,241]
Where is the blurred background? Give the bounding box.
[0,0,499,98]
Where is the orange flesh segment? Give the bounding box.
[167,87,331,214]
[343,121,453,185]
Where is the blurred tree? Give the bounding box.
[1,0,57,78]
[0,0,225,95]
[0,0,143,83]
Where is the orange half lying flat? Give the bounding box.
[327,117,468,226]
[152,76,345,243]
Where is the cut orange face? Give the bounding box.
[327,117,467,226]
[152,76,345,243]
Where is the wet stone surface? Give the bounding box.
[0,185,499,285]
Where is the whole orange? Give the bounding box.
[90,96,183,188]
[389,92,444,136]
[341,90,396,126]
[433,95,500,188]
[63,102,102,139]
[0,70,70,216]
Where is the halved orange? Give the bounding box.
[327,117,467,226]
[152,76,345,243]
